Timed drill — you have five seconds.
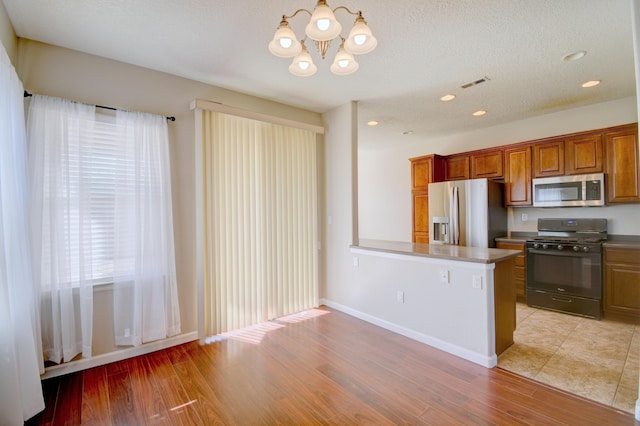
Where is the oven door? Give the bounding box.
[526,247,602,299]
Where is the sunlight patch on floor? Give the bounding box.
[275,308,330,324]
[203,308,329,345]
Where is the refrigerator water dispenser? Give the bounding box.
[432,216,449,243]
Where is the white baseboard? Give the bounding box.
[41,331,198,380]
[321,299,497,368]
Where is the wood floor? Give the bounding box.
[26,307,636,425]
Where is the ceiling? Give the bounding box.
[2,0,637,150]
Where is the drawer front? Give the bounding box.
[527,289,601,319]
[605,247,640,264]
[496,241,525,251]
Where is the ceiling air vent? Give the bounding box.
[461,76,490,89]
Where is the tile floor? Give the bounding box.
[498,303,639,414]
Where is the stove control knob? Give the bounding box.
[533,243,541,249]
[542,244,548,250]
[573,245,580,252]
[582,246,590,253]
[557,244,563,251]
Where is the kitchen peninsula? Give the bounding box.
[340,239,521,368]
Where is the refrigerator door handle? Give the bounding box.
[454,186,460,245]
[448,186,453,244]
[449,186,460,245]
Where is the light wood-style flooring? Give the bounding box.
[26,307,636,425]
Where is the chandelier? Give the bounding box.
[268,0,377,77]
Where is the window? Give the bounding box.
[39,114,150,286]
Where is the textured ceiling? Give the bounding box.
[2,0,636,150]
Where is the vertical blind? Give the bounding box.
[196,109,318,338]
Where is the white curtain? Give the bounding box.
[28,95,96,363]
[196,109,318,338]
[0,42,45,423]
[112,110,180,346]
[28,97,180,363]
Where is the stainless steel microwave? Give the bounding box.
[532,173,605,207]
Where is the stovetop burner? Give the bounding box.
[528,218,608,246]
[529,236,606,244]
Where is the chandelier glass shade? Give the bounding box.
[289,41,318,77]
[268,0,377,76]
[330,39,359,75]
[268,21,302,57]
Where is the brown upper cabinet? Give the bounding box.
[444,155,470,180]
[605,124,640,203]
[533,140,564,178]
[412,122,638,210]
[411,154,444,191]
[565,133,603,175]
[471,149,504,179]
[504,146,532,206]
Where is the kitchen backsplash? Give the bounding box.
[508,204,640,235]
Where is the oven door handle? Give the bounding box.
[527,248,598,258]
[551,296,573,303]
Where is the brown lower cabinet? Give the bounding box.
[494,258,516,355]
[412,192,430,243]
[496,240,526,303]
[604,246,640,323]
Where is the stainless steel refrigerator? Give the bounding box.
[428,179,507,248]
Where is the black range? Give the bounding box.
[526,218,607,319]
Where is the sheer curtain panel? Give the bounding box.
[28,95,96,363]
[0,41,45,423]
[112,110,180,346]
[195,109,319,339]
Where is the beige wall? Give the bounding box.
[323,102,358,303]
[16,39,323,355]
[0,1,17,65]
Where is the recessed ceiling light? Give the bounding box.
[367,120,379,126]
[582,80,601,88]
[472,110,487,116]
[403,130,414,135]
[440,94,456,102]
[563,50,587,62]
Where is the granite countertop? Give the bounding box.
[603,235,640,249]
[352,239,522,264]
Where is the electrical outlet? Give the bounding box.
[396,291,404,303]
[472,275,482,289]
[353,256,359,267]
[439,269,449,283]
[521,213,528,222]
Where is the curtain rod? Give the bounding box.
[24,91,176,122]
